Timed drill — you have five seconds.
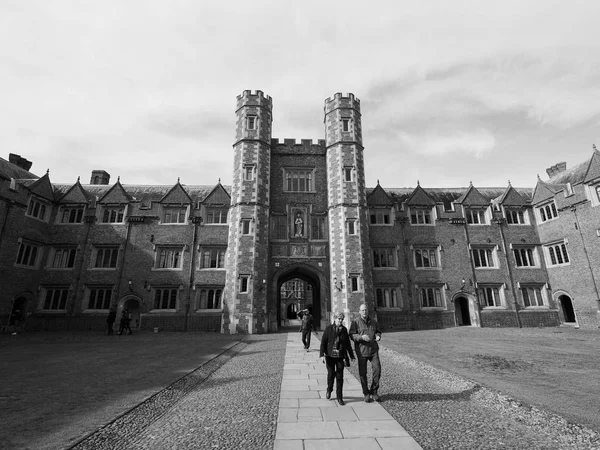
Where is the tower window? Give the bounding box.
[244,165,255,181]
[342,118,350,132]
[344,167,354,182]
[347,220,357,235]
[246,116,257,130]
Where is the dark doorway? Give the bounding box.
[123,298,141,329]
[559,295,576,323]
[9,297,28,330]
[277,267,321,330]
[455,297,471,326]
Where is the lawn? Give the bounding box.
[0,331,242,450]
[382,326,600,432]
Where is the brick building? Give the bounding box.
[1,91,598,333]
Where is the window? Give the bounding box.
[240,276,249,293]
[246,115,256,130]
[545,241,570,266]
[442,200,454,212]
[156,247,183,269]
[375,288,399,308]
[537,202,558,223]
[244,165,255,181]
[93,246,119,269]
[419,287,444,308]
[465,208,488,225]
[311,216,326,240]
[472,247,496,268]
[15,241,41,267]
[478,285,503,307]
[153,288,178,310]
[58,206,84,224]
[162,206,187,224]
[513,247,537,267]
[505,208,526,225]
[350,276,359,292]
[410,208,432,225]
[86,288,112,310]
[41,287,69,311]
[370,210,391,225]
[342,118,350,132]
[241,219,252,235]
[49,247,77,269]
[285,169,314,192]
[101,206,126,223]
[271,216,288,240]
[347,220,357,235]
[206,208,228,224]
[521,285,545,307]
[197,288,223,309]
[200,248,226,269]
[344,167,354,182]
[373,248,396,268]
[26,197,49,221]
[414,247,438,268]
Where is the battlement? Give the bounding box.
[236,90,272,111]
[324,92,361,114]
[271,138,326,147]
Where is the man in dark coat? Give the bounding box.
[297,308,314,350]
[349,303,382,402]
[106,308,116,335]
[320,312,355,405]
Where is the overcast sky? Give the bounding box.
[2,1,599,190]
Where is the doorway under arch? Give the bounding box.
[276,266,322,330]
[558,294,576,323]
[120,296,141,329]
[455,296,471,326]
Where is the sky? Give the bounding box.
[2,0,599,190]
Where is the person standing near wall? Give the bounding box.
[106,308,116,335]
[297,308,313,350]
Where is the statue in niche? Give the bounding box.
[294,212,304,237]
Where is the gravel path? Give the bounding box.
[346,344,600,450]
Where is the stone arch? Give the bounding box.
[118,294,142,330]
[272,263,326,330]
[451,292,481,327]
[553,290,577,325]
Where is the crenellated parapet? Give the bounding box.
[236,90,273,112]
[324,92,360,115]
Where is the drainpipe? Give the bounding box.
[496,217,522,328]
[185,217,202,331]
[572,207,600,315]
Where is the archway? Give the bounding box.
[119,296,141,329]
[559,295,576,323]
[455,296,471,326]
[275,265,322,330]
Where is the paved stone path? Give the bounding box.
[274,332,423,450]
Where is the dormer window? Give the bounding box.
[26,197,49,222]
[100,205,126,224]
[246,115,257,130]
[410,207,432,225]
[370,209,391,225]
[505,208,527,225]
[162,206,188,224]
[537,201,558,223]
[465,207,488,225]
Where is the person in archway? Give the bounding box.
[297,307,313,350]
[320,312,355,406]
[106,308,117,335]
[9,308,21,335]
[118,308,132,335]
[349,303,382,402]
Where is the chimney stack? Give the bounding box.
[546,162,567,178]
[90,170,110,185]
[8,153,33,171]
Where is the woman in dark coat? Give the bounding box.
[319,312,355,405]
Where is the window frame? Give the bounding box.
[239,276,250,293]
[465,207,489,225]
[341,118,351,132]
[373,247,397,268]
[196,287,223,310]
[375,287,400,308]
[99,204,127,224]
[161,205,188,224]
[471,246,497,269]
[48,246,78,270]
[310,215,327,241]
[15,240,42,268]
[241,219,252,235]
[271,215,288,240]
[409,207,433,226]
[520,284,547,307]
[347,219,357,235]
[370,209,392,226]
[413,246,440,269]
[57,205,85,224]
[246,115,257,130]
[39,286,70,312]
[151,287,179,311]
[91,245,120,269]
[544,241,570,267]
[154,246,184,270]
[26,197,50,222]
[418,286,445,309]
[205,207,228,225]
[512,246,539,268]
[504,207,528,225]
[84,286,113,311]
[244,165,255,181]
[199,247,226,269]
[477,284,505,308]
[536,201,558,224]
[283,168,315,193]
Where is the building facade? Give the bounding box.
[1,91,599,333]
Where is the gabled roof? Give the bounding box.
[98,179,133,204]
[27,172,54,201]
[497,184,527,207]
[160,181,193,204]
[548,158,590,186]
[367,182,394,206]
[202,182,231,205]
[58,179,91,204]
[532,178,560,205]
[455,184,490,206]
[583,149,600,184]
[405,183,436,207]
[369,186,532,205]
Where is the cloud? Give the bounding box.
[397,129,497,158]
